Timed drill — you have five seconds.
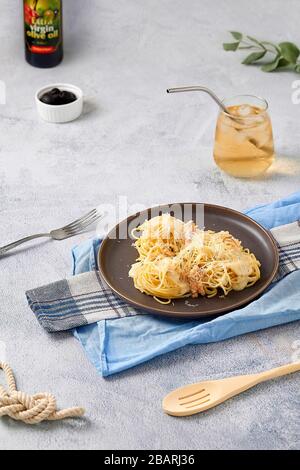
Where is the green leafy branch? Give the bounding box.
[223,32,300,73]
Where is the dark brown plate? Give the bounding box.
[98,203,279,319]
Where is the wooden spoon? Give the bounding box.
[163,362,300,417]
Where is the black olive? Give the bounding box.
[40,88,77,106]
[59,90,77,104]
[50,88,60,95]
[40,92,57,105]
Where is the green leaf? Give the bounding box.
[279,42,300,63]
[276,57,290,69]
[261,55,281,72]
[230,31,243,41]
[222,33,300,74]
[242,50,266,64]
[223,42,240,51]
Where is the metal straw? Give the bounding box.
[166,86,231,115]
[166,85,259,146]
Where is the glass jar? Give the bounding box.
[213,95,275,178]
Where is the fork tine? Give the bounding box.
[62,212,103,235]
[63,214,97,234]
[64,211,101,231]
[62,208,98,230]
[61,211,101,234]
[80,212,104,229]
[61,209,98,231]
[63,220,99,236]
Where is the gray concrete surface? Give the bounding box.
[0,0,299,450]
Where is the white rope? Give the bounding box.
[0,362,85,424]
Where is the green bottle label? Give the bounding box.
[24,0,62,54]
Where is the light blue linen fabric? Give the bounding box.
[73,192,300,376]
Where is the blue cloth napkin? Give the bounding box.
[73,192,300,376]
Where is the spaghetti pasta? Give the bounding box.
[129,215,261,302]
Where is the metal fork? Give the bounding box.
[0,208,103,256]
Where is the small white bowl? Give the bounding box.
[35,83,83,123]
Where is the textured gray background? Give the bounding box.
[0,0,300,450]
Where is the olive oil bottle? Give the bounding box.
[24,0,63,68]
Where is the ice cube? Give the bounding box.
[253,115,265,124]
[237,105,254,116]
